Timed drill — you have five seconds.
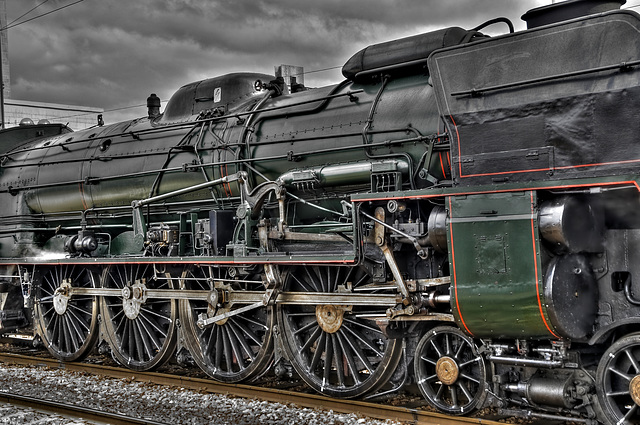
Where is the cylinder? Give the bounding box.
[427,206,448,252]
[538,196,603,252]
[504,376,575,408]
[527,377,576,408]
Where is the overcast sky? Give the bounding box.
[4,0,639,124]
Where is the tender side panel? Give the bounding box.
[429,11,640,186]
[447,191,558,339]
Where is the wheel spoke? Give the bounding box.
[139,306,172,324]
[342,317,384,335]
[236,314,269,331]
[323,333,334,385]
[231,316,263,346]
[331,334,345,387]
[228,319,255,361]
[290,273,315,293]
[222,326,234,372]
[67,303,92,316]
[336,332,361,385]
[307,267,323,292]
[609,365,633,381]
[606,389,630,397]
[624,348,640,374]
[133,319,154,361]
[309,332,327,373]
[293,318,318,337]
[137,312,165,349]
[457,381,474,402]
[225,321,248,366]
[430,339,444,358]
[341,324,383,357]
[623,404,638,422]
[458,356,481,369]
[214,326,224,370]
[299,325,323,354]
[421,354,438,366]
[459,372,481,385]
[42,305,56,317]
[64,309,87,341]
[449,385,459,409]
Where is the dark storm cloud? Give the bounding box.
[5,0,547,123]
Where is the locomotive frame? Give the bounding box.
[0,1,639,424]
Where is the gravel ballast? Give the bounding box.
[0,362,403,425]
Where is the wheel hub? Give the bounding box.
[315,305,345,333]
[630,375,640,406]
[122,280,147,320]
[53,280,72,315]
[436,356,459,385]
[206,283,230,325]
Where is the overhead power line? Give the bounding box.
[49,103,146,121]
[2,0,88,32]
[7,0,51,28]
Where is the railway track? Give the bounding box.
[0,352,505,425]
[0,392,165,424]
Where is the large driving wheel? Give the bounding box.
[277,265,402,398]
[179,265,274,382]
[596,333,640,424]
[34,265,100,362]
[414,326,487,415]
[100,264,177,371]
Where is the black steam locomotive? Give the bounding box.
[0,1,638,423]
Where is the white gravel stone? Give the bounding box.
[0,363,403,425]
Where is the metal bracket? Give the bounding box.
[373,207,411,303]
[362,208,428,259]
[196,301,264,329]
[130,172,243,250]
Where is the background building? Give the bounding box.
[4,99,102,129]
[0,0,102,130]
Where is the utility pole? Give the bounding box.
[0,0,8,129]
[0,36,4,129]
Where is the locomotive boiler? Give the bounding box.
[0,0,639,423]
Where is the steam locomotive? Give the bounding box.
[0,0,639,423]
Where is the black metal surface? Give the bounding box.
[342,27,473,81]
[543,255,598,340]
[521,0,625,28]
[429,11,640,186]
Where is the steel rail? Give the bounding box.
[0,353,503,425]
[0,390,168,425]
